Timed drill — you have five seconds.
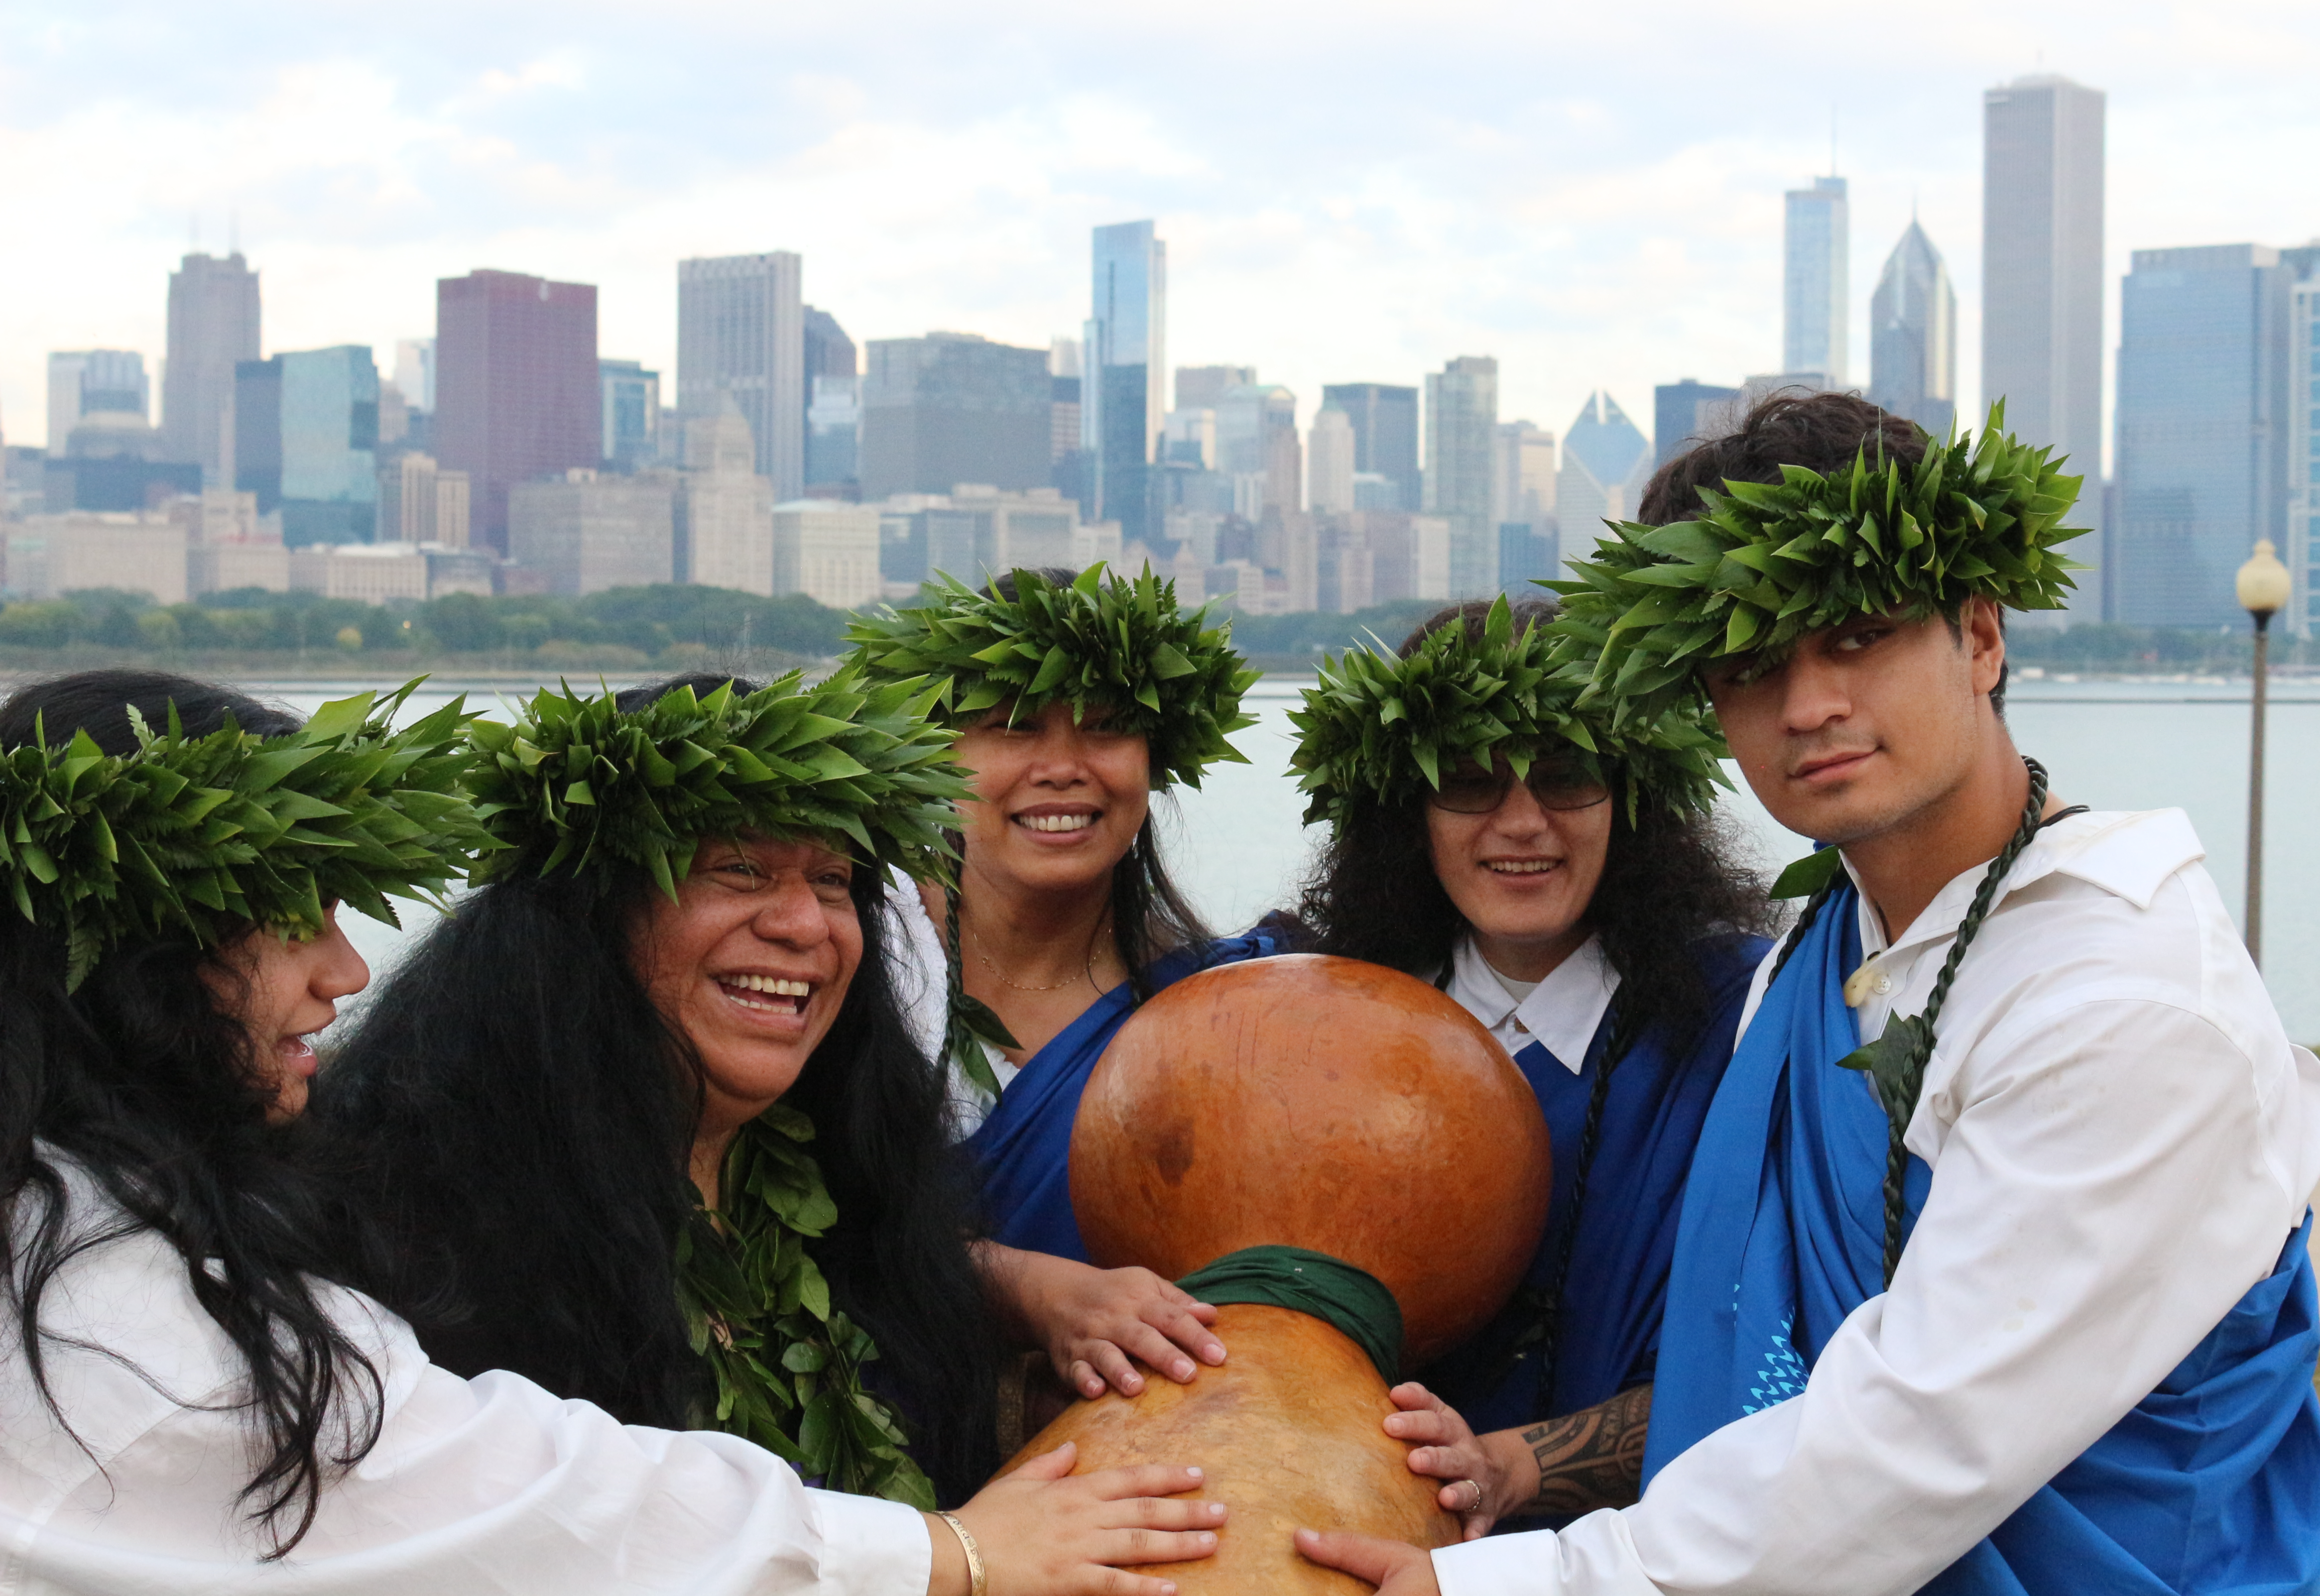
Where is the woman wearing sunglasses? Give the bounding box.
[1286,596,1776,1537]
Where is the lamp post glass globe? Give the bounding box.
[2237,539,2287,968]
[2238,539,2291,620]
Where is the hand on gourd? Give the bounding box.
[1380,1382,1525,1539]
[1293,1528,1443,1596]
[934,1441,1225,1596]
[996,1246,1228,1398]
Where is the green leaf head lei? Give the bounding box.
[0,681,486,990]
[1287,595,1729,832]
[1546,404,2088,727]
[841,563,1259,792]
[466,672,972,1508]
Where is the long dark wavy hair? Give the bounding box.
[0,669,384,1557]
[959,570,1212,1000]
[319,675,999,1502]
[1296,598,1776,1041]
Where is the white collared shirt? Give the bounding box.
[1444,933,1622,1074]
[0,1162,928,1595]
[1433,808,2320,1596]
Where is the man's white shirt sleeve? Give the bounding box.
[1433,809,2320,1596]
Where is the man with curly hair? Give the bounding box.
[1302,392,2320,1595]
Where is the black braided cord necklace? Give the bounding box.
[1776,756,2077,1286]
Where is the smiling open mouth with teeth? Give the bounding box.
[717,973,815,1014]
[1016,813,1096,833]
[1484,859,1560,875]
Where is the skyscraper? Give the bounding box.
[599,359,661,472]
[1175,366,1253,413]
[681,402,774,595]
[1424,357,1498,596]
[1308,408,1356,514]
[162,252,260,484]
[804,307,860,496]
[48,351,149,450]
[1086,221,1166,542]
[2292,274,2320,635]
[1215,384,1300,514]
[2111,244,2294,629]
[677,252,805,500]
[435,269,600,555]
[859,333,1052,501]
[1322,384,1421,510]
[1783,176,1848,384]
[1983,76,2104,512]
[1868,220,1959,437]
[1654,379,1741,467]
[232,345,381,546]
[1558,393,1652,563]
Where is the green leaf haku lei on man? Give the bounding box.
[469,674,974,1507]
[1287,593,1730,831]
[845,563,1259,1097]
[0,682,486,989]
[1546,403,2088,727]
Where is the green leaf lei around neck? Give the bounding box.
[843,564,1259,793]
[1546,404,2088,728]
[679,1105,936,1507]
[0,681,485,989]
[467,674,970,1506]
[1288,594,1729,831]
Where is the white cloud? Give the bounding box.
[0,0,2314,470]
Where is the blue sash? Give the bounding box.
[1422,935,1762,1430]
[965,928,1283,1261]
[1647,883,2320,1593]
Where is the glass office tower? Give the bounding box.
[1087,221,1167,543]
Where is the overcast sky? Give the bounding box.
[2,0,2313,464]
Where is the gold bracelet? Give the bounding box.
[936,1510,987,1596]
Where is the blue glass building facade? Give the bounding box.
[235,345,380,546]
[2111,245,2291,627]
[1086,221,1166,542]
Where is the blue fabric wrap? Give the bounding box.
[1420,935,1766,1432]
[964,928,1285,1261]
[1646,879,2320,1594]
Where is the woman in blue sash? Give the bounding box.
[848,566,1283,1405]
[1286,595,1774,1533]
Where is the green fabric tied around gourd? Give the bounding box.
[1176,1245,1405,1382]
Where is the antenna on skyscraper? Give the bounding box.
[229,209,240,256]
[189,211,199,252]
[1830,105,1839,175]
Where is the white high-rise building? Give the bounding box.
[1491,421,1557,532]
[1783,176,1849,385]
[773,501,881,608]
[2293,277,2320,636]
[393,339,435,413]
[1307,408,1356,514]
[678,252,805,500]
[1982,76,2104,519]
[683,403,774,595]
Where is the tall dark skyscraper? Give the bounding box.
[2111,244,2295,628]
[435,269,600,555]
[678,252,805,500]
[1086,221,1166,541]
[859,333,1051,502]
[803,306,859,495]
[1321,383,1420,510]
[1868,220,1958,437]
[162,252,260,485]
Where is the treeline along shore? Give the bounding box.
[0,580,2307,680]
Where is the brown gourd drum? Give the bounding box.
[998,954,1554,1595]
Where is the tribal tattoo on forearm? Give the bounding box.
[1518,1382,1652,1517]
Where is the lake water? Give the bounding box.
[268,676,2320,1039]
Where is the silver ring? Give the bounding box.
[1455,1478,1484,1514]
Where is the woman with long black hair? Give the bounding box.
[847,566,1282,1405]
[1287,597,1777,1535]
[0,667,1221,1595]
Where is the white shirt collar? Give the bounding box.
[1446,933,1621,1074]
[1849,807,2205,963]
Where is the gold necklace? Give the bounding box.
[968,918,1102,993]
